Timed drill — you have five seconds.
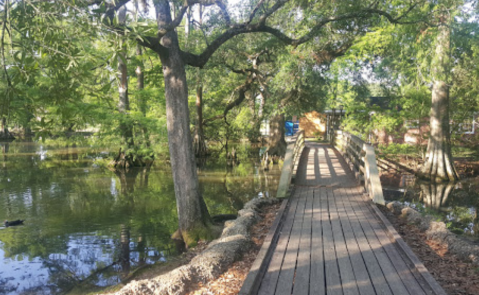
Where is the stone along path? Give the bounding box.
[254,143,445,295]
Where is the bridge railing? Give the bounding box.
[331,130,385,204]
[276,130,305,199]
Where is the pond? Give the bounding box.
[0,141,281,295]
[382,174,479,242]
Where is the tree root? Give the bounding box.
[114,198,280,295]
[385,202,479,266]
[0,131,15,141]
[110,148,154,169]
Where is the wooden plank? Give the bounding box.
[292,187,313,295]
[322,187,343,295]
[349,191,427,295]
[309,187,325,295]
[333,187,376,295]
[345,187,409,295]
[340,187,394,295]
[239,199,290,295]
[318,147,331,186]
[274,188,307,295]
[258,193,301,295]
[328,187,360,295]
[358,190,447,295]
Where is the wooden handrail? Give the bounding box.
[276,130,305,199]
[331,130,385,204]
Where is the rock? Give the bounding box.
[386,201,404,214]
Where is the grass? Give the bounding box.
[452,146,479,160]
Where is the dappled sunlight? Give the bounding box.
[258,142,436,294]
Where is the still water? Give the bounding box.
[0,141,281,294]
[382,174,479,241]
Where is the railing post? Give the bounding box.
[276,130,305,199]
[363,145,385,205]
[330,130,385,205]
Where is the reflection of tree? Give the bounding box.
[0,143,285,293]
[0,143,181,294]
[120,224,130,277]
[1,143,10,215]
[113,168,140,195]
[254,161,281,198]
[59,144,79,161]
[1,142,9,164]
[419,182,455,209]
[222,171,245,211]
[139,165,151,188]
[136,232,146,265]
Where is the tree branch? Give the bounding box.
[136,35,168,56]
[156,0,218,38]
[203,75,254,125]
[248,0,266,24]
[215,0,231,26]
[311,41,354,65]
[182,5,426,68]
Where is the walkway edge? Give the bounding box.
[239,197,290,295]
[364,194,448,295]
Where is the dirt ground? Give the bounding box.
[379,206,479,295]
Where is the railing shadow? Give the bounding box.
[294,143,355,187]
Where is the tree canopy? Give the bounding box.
[2,0,478,241]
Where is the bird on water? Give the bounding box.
[4,220,24,227]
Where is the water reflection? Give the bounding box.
[383,173,479,240]
[120,225,131,278]
[1,142,9,164]
[0,141,281,294]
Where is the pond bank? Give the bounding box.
[378,156,479,241]
[0,141,282,294]
[107,198,281,295]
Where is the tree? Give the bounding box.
[120,0,426,244]
[113,5,138,168]
[4,0,426,245]
[419,16,459,182]
[330,0,477,183]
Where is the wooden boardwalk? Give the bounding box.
[253,143,445,295]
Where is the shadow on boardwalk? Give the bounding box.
[295,143,356,188]
[252,142,446,295]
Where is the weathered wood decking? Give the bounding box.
[246,143,445,295]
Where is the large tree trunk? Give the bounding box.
[155,1,211,246]
[267,113,287,157]
[419,182,454,210]
[419,20,459,182]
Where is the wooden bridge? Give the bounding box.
[240,132,446,295]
